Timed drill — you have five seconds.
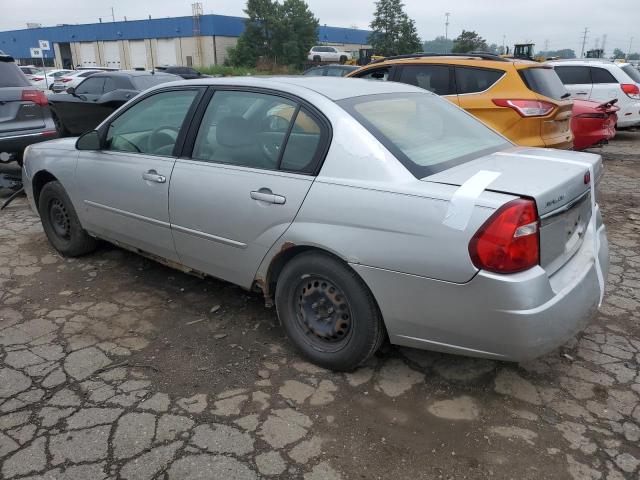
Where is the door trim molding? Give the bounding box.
[171,224,248,249]
[84,200,170,228]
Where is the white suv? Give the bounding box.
[308,46,352,63]
[547,60,640,128]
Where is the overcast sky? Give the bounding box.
[1,0,638,55]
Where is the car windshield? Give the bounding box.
[621,65,640,83]
[131,74,178,90]
[339,92,511,178]
[520,67,568,100]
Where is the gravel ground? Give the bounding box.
[0,131,638,480]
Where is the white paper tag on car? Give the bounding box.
[443,170,502,231]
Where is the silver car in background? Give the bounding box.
[22,77,609,371]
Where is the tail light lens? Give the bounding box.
[469,198,540,274]
[61,78,73,83]
[32,76,44,81]
[621,83,640,99]
[493,99,556,117]
[21,90,48,107]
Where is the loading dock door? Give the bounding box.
[79,42,97,68]
[103,41,121,69]
[129,41,147,70]
[156,39,177,66]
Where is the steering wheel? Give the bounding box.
[148,126,180,154]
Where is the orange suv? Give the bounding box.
[348,53,574,149]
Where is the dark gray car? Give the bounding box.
[0,53,58,165]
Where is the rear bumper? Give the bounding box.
[0,130,59,156]
[616,101,640,127]
[353,207,608,361]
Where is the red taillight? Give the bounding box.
[32,76,44,81]
[21,89,48,107]
[621,83,640,99]
[493,99,556,117]
[469,198,540,274]
[61,78,73,83]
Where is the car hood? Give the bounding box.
[423,146,602,216]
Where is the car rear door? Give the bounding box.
[589,66,622,102]
[395,64,459,105]
[169,88,330,288]
[553,65,593,100]
[52,76,106,134]
[75,87,203,261]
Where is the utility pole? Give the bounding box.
[628,37,634,60]
[502,34,506,53]
[544,38,550,52]
[111,7,115,22]
[444,12,450,53]
[580,27,589,58]
[601,34,607,57]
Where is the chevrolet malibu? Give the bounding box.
[22,77,609,371]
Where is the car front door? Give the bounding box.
[396,64,459,105]
[553,65,593,100]
[54,76,106,134]
[169,88,330,288]
[75,88,203,261]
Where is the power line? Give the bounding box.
[580,27,589,58]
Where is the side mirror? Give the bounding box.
[76,130,101,151]
[66,86,75,95]
[197,71,202,76]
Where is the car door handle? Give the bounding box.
[250,190,286,205]
[142,170,166,183]
[576,92,589,95]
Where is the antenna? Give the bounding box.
[192,2,203,68]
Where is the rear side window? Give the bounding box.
[339,92,511,178]
[554,66,591,84]
[0,62,30,87]
[590,67,617,84]
[519,67,569,100]
[621,65,640,83]
[356,67,390,81]
[398,65,454,95]
[280,108,323,174]
[455,67,504,94]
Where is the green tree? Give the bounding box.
[423,35,453,54]
[229,0,318,67]
[629,52,640,60]
[487,43,499,54]
[369,0,422,56]
[273,0,319,66]
[451,30,488,53]
[612,48,625,59]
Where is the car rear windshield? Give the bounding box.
[131,75,177,91]
[0,62,30,87]
[621,65,640,83]
[519,67,568,100]
[339,92,511,178]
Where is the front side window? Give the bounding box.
[455,67,504,94]
[590,67,617,84]
[105,89,198,155]
[76,77,105,95]
[192,90,326,174]
[554,65,591,85]
[339,93,510,178]
[398,65,454,95]
[356,67,390,81]
[103,77,116,93]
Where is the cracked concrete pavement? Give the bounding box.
[0,131,639,479]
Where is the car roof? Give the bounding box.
[90,70,177,78]
[149,76,427,101]
[361,54,538,70]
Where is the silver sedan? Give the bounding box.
[23,77,609,371]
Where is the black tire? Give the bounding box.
[313,55,321,63]
[339,55,348,64]
[38,181,97,257]
[275,251,385,371]
[51,111,69,137]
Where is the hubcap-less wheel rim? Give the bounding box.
[294,275,353,352]
[49,199,71,240]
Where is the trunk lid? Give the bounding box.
[0,87,46,133]
[424,147,602,275]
